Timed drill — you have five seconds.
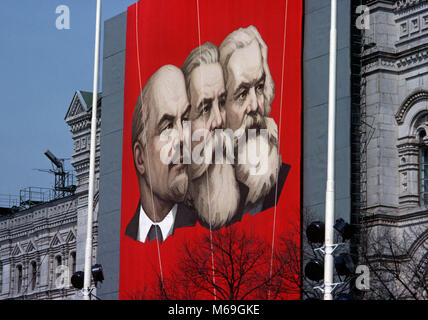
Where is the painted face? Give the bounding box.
[142,69,190,203]
[224,40,266,131]
[188,63,226,149]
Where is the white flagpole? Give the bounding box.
[83,0,102,301]
[324,0,337,301]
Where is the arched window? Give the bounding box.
[30,261,37,291]
[55,255,63,282]
[420,129,428,204]
[396,91,428,207]
[16,265,23,294]
[70,252,76,274]
[0,262,3,293]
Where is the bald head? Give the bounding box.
[132,65,188,149]
[150,65,188,127]
[132,64,190,207]
[151,65,186,94]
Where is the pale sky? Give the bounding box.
[0,0,137,204]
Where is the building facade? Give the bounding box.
[0,91,100,300]
[360,0,428,299]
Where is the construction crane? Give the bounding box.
[43,150,77,199]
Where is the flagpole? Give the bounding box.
[83,0,102,301]
[324,0,337,300]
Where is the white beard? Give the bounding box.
[187,130,240,229]
[235,116,281,207]
[188,129,223,180]
[188,163,240,229]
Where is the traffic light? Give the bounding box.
[334,253,355,276]
[334,218,354,240]
[70,264,104,289]
[304,259,324,282]
[91,264,104,285]
[71,271,84,289]
[306,221,325,243]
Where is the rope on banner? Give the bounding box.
[268,0,289,300]
[195,0,218,300]
[134,2,165,290]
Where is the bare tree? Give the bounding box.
[131,209,367,300]
[359,223,428,300]
[141,225,302,300]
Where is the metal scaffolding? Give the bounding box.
[350,0,372,260]
[350,1,376,293]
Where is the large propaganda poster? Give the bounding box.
[119,0,302,300]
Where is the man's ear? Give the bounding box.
[133,141,145,176]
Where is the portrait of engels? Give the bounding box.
[125,25,290,244]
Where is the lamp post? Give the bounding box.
[83,0,102,301]
[324,0,338,300]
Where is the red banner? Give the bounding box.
[119,0,302,300]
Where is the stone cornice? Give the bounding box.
[363,43,428,74]
[396,143,419,151]
[363,209,428,227]
[69,116,101,135]
[366,0,396,13]
[0,217,77,242]
[0,194,82,230]
[72,157,100,175]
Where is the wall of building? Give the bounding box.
[96,12,127,300]
[362,0,428,299]
[0,195,79,300]
[65,91,101,283]
[303,0,352,224]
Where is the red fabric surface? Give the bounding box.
[119,0,303,300]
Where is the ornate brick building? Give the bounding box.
[360,0,428,299]
[0,91,100,300]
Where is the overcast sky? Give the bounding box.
[0,0,137,203]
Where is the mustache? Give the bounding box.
[244,111,267,130]
[234,111,267,141]
[232,115,280,169]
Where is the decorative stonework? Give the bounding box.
[395,90,428,124]
[363,45,428,74]
[396,0,428,12]
[0,197,78,300]
[362,0,428,299]
[396,48,428,67]
[397,142,420,207]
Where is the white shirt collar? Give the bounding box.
[137,204,177,243]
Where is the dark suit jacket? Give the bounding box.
[235,162,291,222]
[198,163,291,229]
[125,202,198,241]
